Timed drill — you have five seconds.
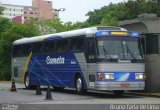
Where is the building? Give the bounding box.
[0,4,24,23]
[0,0,57,23]
[119,13,160,93]
[32,0,57,19]
[24,6,39,21]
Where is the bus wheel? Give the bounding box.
[113,90,124,96]
[75,75,86,94]
[24,73,34,89]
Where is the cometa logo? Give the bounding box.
[118,59,131,63]
[46,56,65,64]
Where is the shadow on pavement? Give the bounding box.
[19,87,142,99]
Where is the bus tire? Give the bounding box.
[113,90,124,96]
[75,75,86,94]
[24,73,34,89]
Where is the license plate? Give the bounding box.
[121,83,129,87]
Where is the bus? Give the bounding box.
[12,26,145,95]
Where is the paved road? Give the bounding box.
[0,82,160,104]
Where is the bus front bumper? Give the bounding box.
[94,81,145,90]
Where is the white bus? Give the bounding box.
[12,26,145,95]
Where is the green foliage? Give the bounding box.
[0,17,11,34]
[0,17,38,80]
[63,21,90,31]
[24,18,44,35]
[86,0,160,26]
[25,18,90,35]
[101,14,118,26]
[0,6,4,15]
[46,18,65,33]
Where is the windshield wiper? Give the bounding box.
[102,45,113,59]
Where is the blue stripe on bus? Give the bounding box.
[27,53,86,88]
[95,31,140,38]
[96,72,144,82]
[44,35,62,41]
[95,31,110,37]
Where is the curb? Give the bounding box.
[125,92,160,98]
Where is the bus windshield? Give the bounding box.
[97,36,143,60]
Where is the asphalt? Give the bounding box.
[126,91,160,98]
[3,81,159,98]
[0,82,160,110]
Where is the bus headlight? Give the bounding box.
[105,73,114,79]
[98,73,103,80]
[135,73,143,79]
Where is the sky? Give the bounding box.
[0,0,125,22]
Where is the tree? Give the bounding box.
[101,14,118,26]
[25,18,66,35]
[85,0,160,26]
[46,18,65,33]
[63,21,90,31]
[25,18,90,35]
[86,9,103,26]
[0,17,39,80]
[0,17,11,36]
[0,6,4,15]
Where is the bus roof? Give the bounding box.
[13,26,127,45]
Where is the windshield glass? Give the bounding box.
[97,36,143,60]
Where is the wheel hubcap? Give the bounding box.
[25,76,30,87]
[76,78,82,91]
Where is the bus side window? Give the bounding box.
[32,42,44,54]
[22,44,32,56]
[86,38,96,63]
[44,41,55,53]
[87,38,96,53]
[70,37,85,52]
[56,39,69,53]
[12,45,18,57]
[12,45,23,57]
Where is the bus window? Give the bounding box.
[70,37,85,52]
[85,38,96,63]
[22,44,32,56]
[12,45,23,57]
[44,41,55,53]
[56,39,69,53]
[32,42,44,54]
[87,38,96,53]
